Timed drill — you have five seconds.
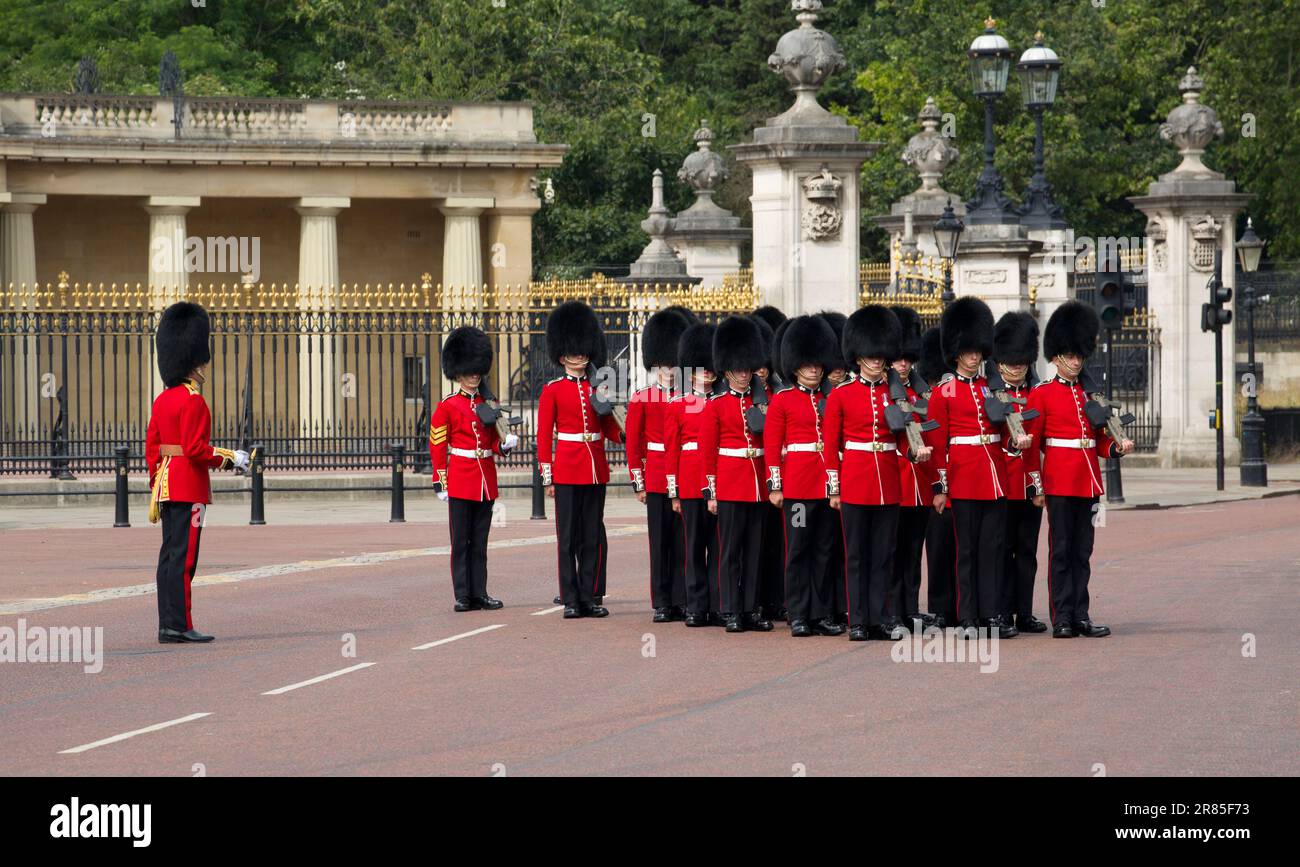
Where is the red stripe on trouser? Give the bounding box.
[183,515,201,630]
[594,525,604,596]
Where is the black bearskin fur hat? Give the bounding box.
[843,305,903,366]
[940,296,994,364]
[545,300,604,367]
[713,314,767,375]
[1043,300,1100,361]
[890,305,924,362]
[442,326,493,380]
[156,301,211,388]
[779,315,839,383]
[642,308,692,371]
[993,311,1040,367]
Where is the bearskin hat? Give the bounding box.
[1043,300,1100,361]
[713,314,767,375]
[662,304,699,325]
[940,296,995,364]
[642,307,692,371]
[916,326,949,386]
[778,315,839,383]
[843,305,903,366]
[890,306,924,362]
[818,310,849,372]
[749,313,775,369]
[441,326,493,380]
[993,311,1040,367]
[678,323,717,374]
[545,300,604,367]
[770,318,791,376]
[156,301,211,388]
[752,305,787,334]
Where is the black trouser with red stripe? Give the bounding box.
[841,503,899,627]
[951,498,1007,623]
[892,505,929,621]
[680,498,718,617]
[448,496,494,601]
[828,514,847,618]
[782,498,836,624]
[1001,498,1043,620]
[926,505,957,622]
[716,501,764,616]
[554,483,607,607]
[156,501,203,632]
[759,500,786,616]
[1045,495,1098,626]
[646,492,685,609]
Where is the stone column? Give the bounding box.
[669,121,747,288]
[954,226,1041,321]
[294,197,350,440]
[1129,68,1251,467]
[0,193,46,440]
[438,196,493,309]
[143,196,200,308]
[730,1,881,313]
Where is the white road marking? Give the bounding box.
[262,662,375,695]
[411,623,505,650]
[59,712,211,755]
[0,525,647,616]
[531,606,564,616]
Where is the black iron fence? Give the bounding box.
[0,279,759,477]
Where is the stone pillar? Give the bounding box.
[294,197,350,440]
[1129,68,1251,467]
[438,196,493,308]
[144,196,200,308]
[1026,226,1074,377]
[486,206,537,292]
[669,122,748,288]
[954,226,1041,321]
[730,1,881,314]
[0,192,46,440]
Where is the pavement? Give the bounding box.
[0,480,1296,776]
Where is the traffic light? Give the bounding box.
[1095,271,1124,330]
[1200,271,1233,333]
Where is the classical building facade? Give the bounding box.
[0,91,566,300]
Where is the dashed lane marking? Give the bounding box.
[411,623,505,650]
[261,662,376,696]
[59,712,211,755]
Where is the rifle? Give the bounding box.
[983,363,1040,448]
[234,348,255,475]
[1079,370,1136,446]
[745,378,769,434]
[885,368,939,456]
[475,379,523,442]
[587,343,629,432]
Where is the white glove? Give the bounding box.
[503,433,519,451]
[436,491,449,502]
[233,450,250,470]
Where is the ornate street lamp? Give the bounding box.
[1235,218,1268,486]
[1016,32,1066,230]
[965,18,1017,225]
[934,199,965,307]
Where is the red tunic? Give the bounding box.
[823,378,910,506]
[1024,376,1118,498]
[895,377,938,507]
[698,388,765,503]
[429,389,506,501]
[624,384,676,494]
[536,374,623,486]
[999,380,1043,500]
[664,390,710,500]
[926,374,1016,501]
[763,385,830,500]
[146,380,234,505]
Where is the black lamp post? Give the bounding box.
[1236,218,1267,486]
[965,18,1017,226]
[934,199,965,307]
[1016,32,1066,230]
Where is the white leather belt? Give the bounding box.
[1046,437,1096,449]
[845,440,896,453]
[557,431,602,443]
[680,442,698,451]
[646,441,665,452]
[785,442,825,453]
[450,447,492,459]
[950,434,1001,445]
[718,446,764,458]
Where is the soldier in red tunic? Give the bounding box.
[928,297,1033,640]
[750,312,788,624]
[537,301,624,619]
[1025,301,1133,638]
[825,306,930,640]
[917,327,958,628]
[698,315,772,633]
[430,326,517,612]
[626,307,692,623]
[888,305,937,629]
[145,302,246,644]
[991,312,1049,633]
[764,315,844,638]
[817,310,852,625]
[665,323,719,627]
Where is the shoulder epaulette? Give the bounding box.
[707,391,726,400]
[1033,378,1053,389]
[938,373,956,385]
[774,385,794,394]
[546,376,564,385]
[183,381,201,396]
[834,379,856,390]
